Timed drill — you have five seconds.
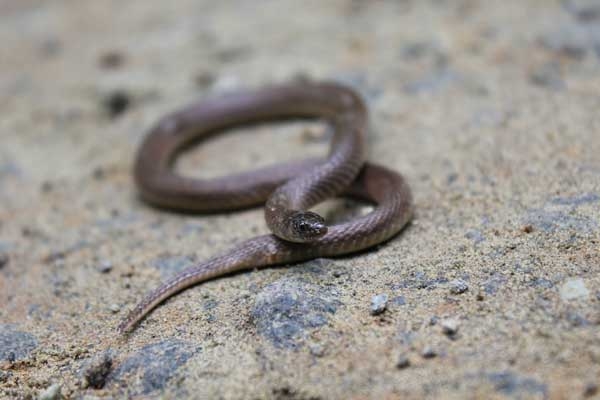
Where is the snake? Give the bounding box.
[118,81,413,334]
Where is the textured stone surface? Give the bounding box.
[0,325,38,361]
[107,340,199,395]
[1,1,599,399]
[251,278,340,349]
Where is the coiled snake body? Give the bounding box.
[118,82,413,334]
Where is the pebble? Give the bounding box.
[109,304,120,313]
[421,346,437,359]
[441,318,460,336]
[194,71,216,88]
[370,294,388,315]
[96,260,113,274]
[98,50,125,69]
[392,295,406,306]
[39,383,61,400]
[584,382,598,397]
[529,62,564,90]
[82,351,113,389]
[103,90,131,118]
[309,343,325,357]
[560,278,590,300]
[396,354,410,369]
[211,75,240,92]
[449,279,469,294]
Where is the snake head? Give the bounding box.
[289,211,328,242]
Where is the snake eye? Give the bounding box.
[298,221,310,232]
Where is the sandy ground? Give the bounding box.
[1,1,599,399]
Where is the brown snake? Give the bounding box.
[118,82,413,334]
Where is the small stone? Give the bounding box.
[370,294,388,315]
[194,71,216,88]
[441,318,460,336]
[0,253,8,269]
[530,62,564,90]
[82,351,113,389]
[98,50,125,69]
[584,382,598,398]
[96,260,113,274]
[560,278,590,301]
[522,224,534,233]
[211,75,240,92]
[421,346,437,359]
[309,343,325,357]
[40,181,53,193]
[103,90,131,118]
[391,296,406,306]
[396,354,410,369]
[449,279,468,294]
[39,383,61,400]
[92,167,105,180]
[109,304,120,313]
[301,125,329,143]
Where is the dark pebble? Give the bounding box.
[0,253,8,269]
[522,225,534,233]
[584,382,598,397]
[396,354,411,369]
[0,370,10,383]
[82,351,113,389]
[92,167,106,180]
[98,50,125,69]
[194,71,216,88]
[530,63,564,90]
[103,90,131,118]
[40,181,53,193]
[564,1,600,22]
[39,38,62,58]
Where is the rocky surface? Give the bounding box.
[1,1,599,399]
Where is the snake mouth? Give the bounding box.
[289,211,328,242]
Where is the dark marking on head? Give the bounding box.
[289,211,327,242]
